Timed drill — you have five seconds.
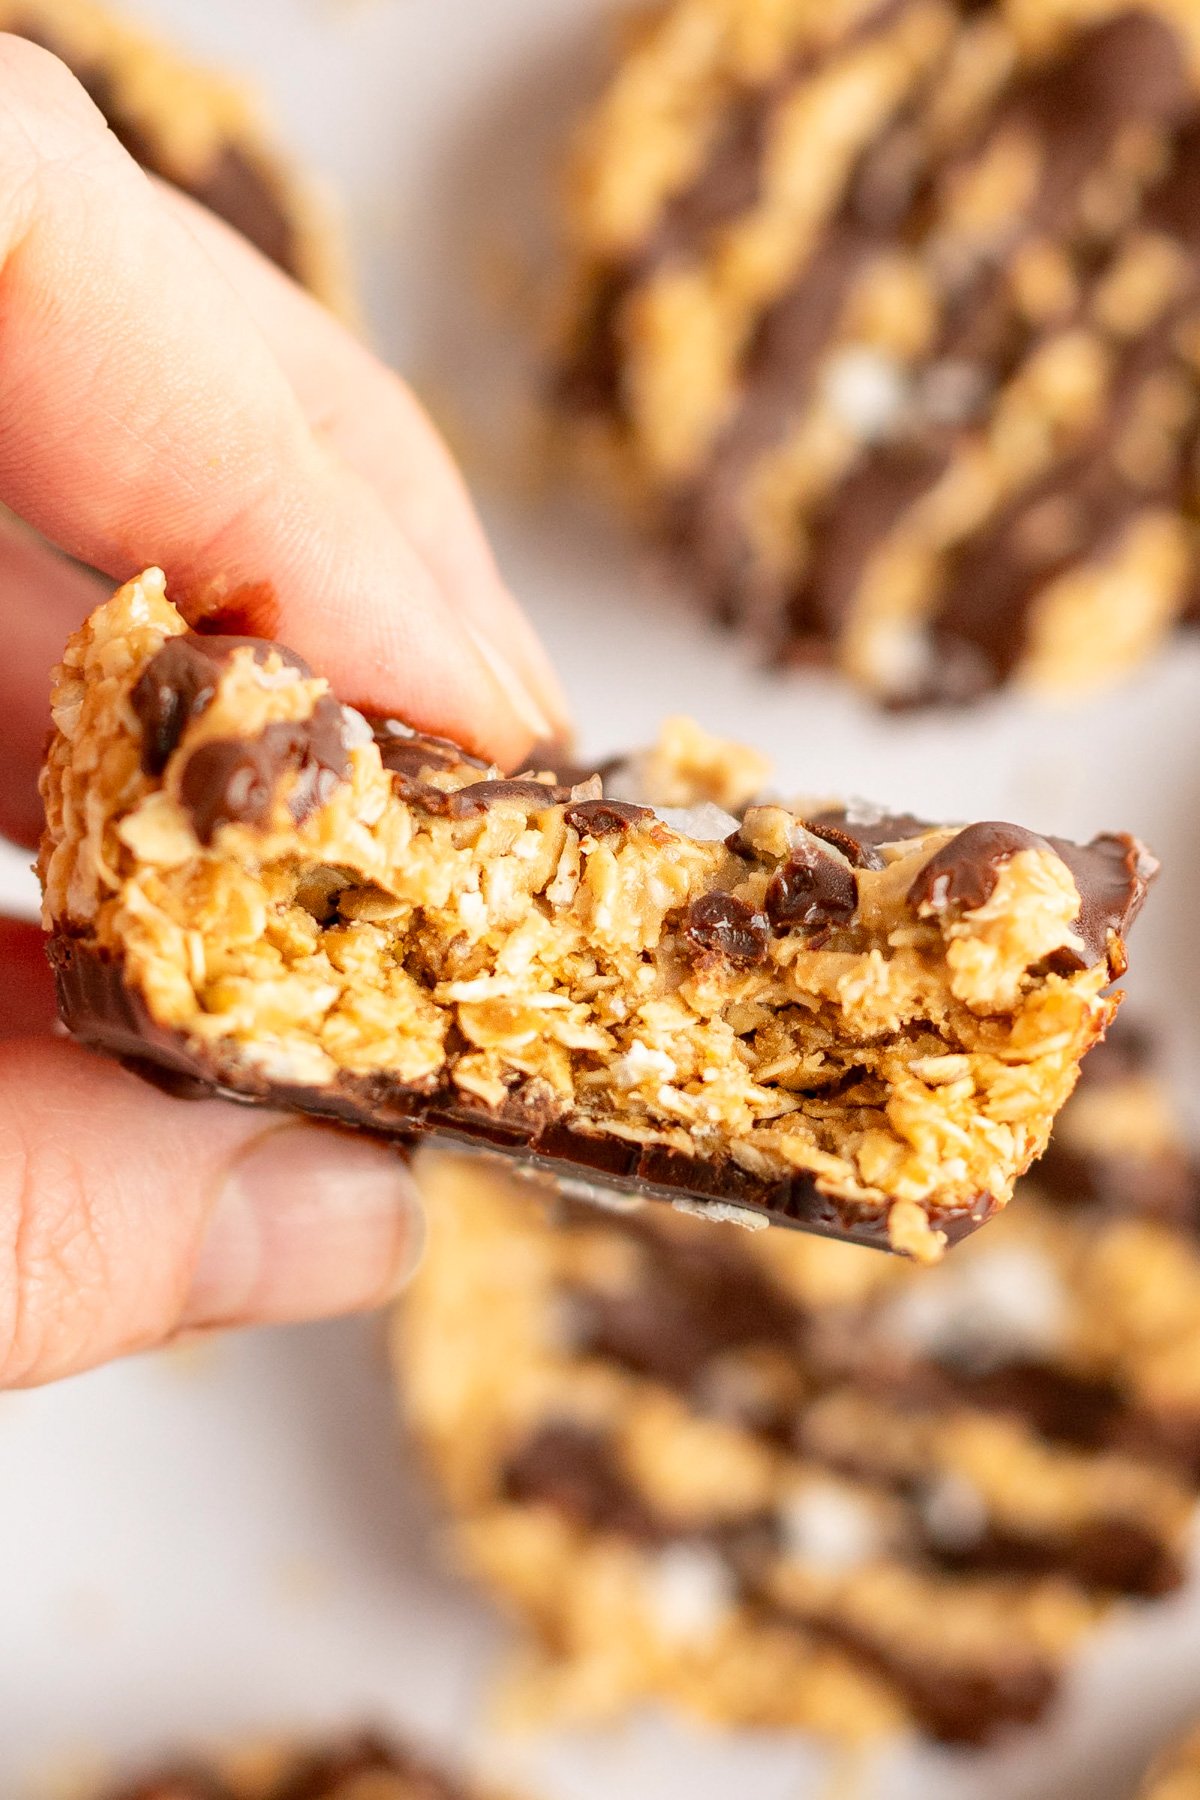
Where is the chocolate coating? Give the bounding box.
[48,937,1003,1251]
[367,719,490,779]
[805,809,933,858]
[908,822,1155,969]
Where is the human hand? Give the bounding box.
[0,34,569,1386]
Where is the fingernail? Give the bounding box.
[462,617,557,743]
[184,1125,424,1329]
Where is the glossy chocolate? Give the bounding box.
[909,822,1156,968]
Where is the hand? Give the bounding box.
[0,34,569,1386]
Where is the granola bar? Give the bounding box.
[0,0,348,306]
[96,1730,511,1800]
[554,0,1200,703]
[39,570,1154,1258]
[394,1022,1200,1745]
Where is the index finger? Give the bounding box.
[0,35,552,766]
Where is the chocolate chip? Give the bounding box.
[178,695,350,845]
[564,798,654,836]
[681,892,770,965]
[908,822,1046,916]
[800,819,885,871]
[131,638,223,777]
[765,843,859,931]
[130,633,309,776]
[805,808,932,860]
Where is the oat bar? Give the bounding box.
[554,0,1200,702]
[1,0,347,306]
[39,570,1154,1258]
[394,1022,1200,1744]
[97,1731,512,1800]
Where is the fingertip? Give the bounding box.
[0,30,104,132]
[182,1124,425,1330]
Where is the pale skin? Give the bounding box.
[0,35,570,1386]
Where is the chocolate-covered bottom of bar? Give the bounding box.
[49,933,1000,1253]
[396,1022,1200,1746]
[39,570,1155,1259]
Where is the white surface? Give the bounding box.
[5,0,1200,1794]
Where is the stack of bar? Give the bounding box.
[0,0,345,304]
[395,1023,1200,1745]
[98,1732,513,1800]
[555,0,1200,702]
[39,571,1154,1259]
[1139,1723,1200,1798]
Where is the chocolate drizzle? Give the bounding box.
[493,1409,1125,1743]
[270,1734,477,1800]
[188,146,303,283]
[560,4,1200,697]
[484,1019,1200,1742]
[100,1770,231,1800]
[503,1422,662,1540]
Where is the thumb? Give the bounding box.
[0,932,423,1386]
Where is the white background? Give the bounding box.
[4,1,1200,1794]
